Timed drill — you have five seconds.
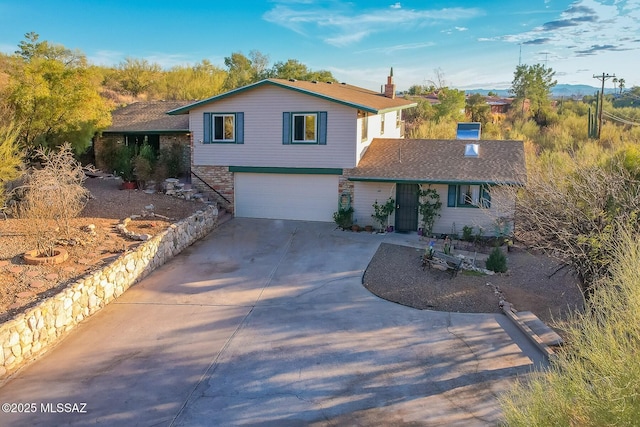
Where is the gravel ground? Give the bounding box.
[0,176,210,322]
[363,243,585,325]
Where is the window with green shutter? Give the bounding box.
[203,112,244,144]
[283,111,327,145]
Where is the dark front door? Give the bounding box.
[395,183,419,232]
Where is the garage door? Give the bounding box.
[235,173,338,221]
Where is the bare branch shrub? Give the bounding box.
[0,122,24,208]
[503,157,640,292]
[18,143,88,256]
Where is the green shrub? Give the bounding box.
[333,207,353,230]
[462,225,474,242]
[485,247,507,273]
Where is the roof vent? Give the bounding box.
[341,82,347,85]
[326,81,333,84]
[311,80,318,84]
[288,78,297,82]
[465,143,479,157]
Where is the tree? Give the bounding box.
[0,121,23,207]
[510,64,557,125]
[117,57,161,97]
[434,87,466,121]
[6,33,111,152]
[466,93,491,125]
[618,78,625,94]
[223,51,270,90]
[162,60,226,100]
[508,154,640,292]
[269,59,336,82]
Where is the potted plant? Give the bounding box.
[371,197,395,233]
[115,144,136,189]
[133,143,157,191]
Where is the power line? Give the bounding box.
[593,73,615,139]
[602,111,640,126]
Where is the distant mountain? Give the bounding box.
[462,84,616,98]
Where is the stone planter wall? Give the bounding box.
[0,206,219,379]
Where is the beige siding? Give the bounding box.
[429,184,515,237]
[352,182,516,236]
[190,85,358,168]
[353,181,396,229]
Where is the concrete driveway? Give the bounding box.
[0,219,542,426]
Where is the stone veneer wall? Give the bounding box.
[0,206,219,380]
[191,165,234,212]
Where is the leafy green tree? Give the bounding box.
[162,60,226,100]
[0,121,23,206]
[434,87,465,121]
[117,57,161,97]
[269,59,336,82]
[6,33,111,152]
[510,64,557,125]
[223,50,270,90]
[466,93,491,125]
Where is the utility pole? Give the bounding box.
[593,73,615,139]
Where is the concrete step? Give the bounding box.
[517,311,563,347]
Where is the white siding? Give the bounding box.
[353,181,396,229]
[355,111,402,165]
[190,85,358,168]
[235,173,338,222]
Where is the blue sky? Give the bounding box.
[1,0,638,92]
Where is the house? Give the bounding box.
[93,100,192,172]
[169,72,526,235]
[347,138,526,235]
[168,72,416,221]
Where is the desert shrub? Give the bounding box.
[485,247,507,273]
[156,142,184,179]
[501,229,640,426]
[462,225,474,242]
[0,122,24,207]
[133,142,157,183]
[18,143,88,255]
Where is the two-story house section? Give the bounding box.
[168,71,416,222]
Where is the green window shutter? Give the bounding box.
[318,112,327,145]
[447,185,457,207]
[282,112,291,144]
[203,113,211,143]
[236,112,244,144]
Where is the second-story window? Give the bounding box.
[292,113,317,143]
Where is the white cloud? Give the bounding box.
[355,42,436,54]
[390,2,401,9]
[263,1,482,46]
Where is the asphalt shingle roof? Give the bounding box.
[349,138,526,185]
[168,79,417,115]
[105,101,191,133]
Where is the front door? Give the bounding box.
[395,183,419,232]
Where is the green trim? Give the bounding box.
[102,130,189,135]
[229,166,343,175]
[347,177,524,186]
[167,79,415,115]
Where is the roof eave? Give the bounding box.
[167,79,416,115]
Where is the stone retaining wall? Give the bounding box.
[0,206,219,379]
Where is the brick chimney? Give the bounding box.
[384,67,396,99]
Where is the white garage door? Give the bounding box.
[235,173,338,221]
